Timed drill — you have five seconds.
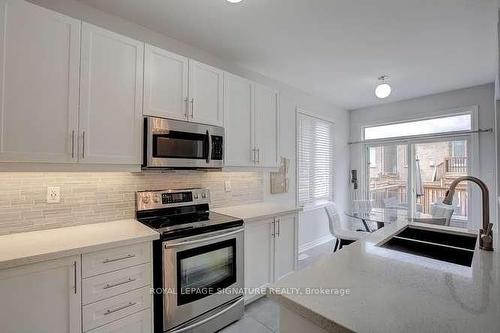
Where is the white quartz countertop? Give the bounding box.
[269,221,500,333]
[212,202,302,222]
[0,220,159,270]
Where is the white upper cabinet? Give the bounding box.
[143,44,189,120]
[79,23,144,165]
[254,83,279,168]
[0,256,81,333]
[223,74,279,168]
[0,0,80,163]
[223,73,254,167]
[188,60,224,126]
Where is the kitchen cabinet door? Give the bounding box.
[223,73,254,167]
[254,83,279,168]
[144,44,189,120]
[274,214,297,281]
[79,23,143,165]
[0,256,81,333]
[188,60,224,126]
[0,0,80,163]
[244,218,274,303]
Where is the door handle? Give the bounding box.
[103,277,136,290]
[277,218,280,238]
[271,219,276,238]
[206,130,211,164]
[190,98,194,118]
[73,261,77,294]
[184,97,189,118]
[71,130,75,159]
[102,254,136,264]
[82,131,86,159]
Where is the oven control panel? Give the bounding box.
[136,189,210,211]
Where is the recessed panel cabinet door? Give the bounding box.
[254,84,279,168]
[188,60,224,126]
[79,23,144,165]
[223,73,254,167]
[274,214,297,281]
[0,0,80,162]
[0,256,81,333]
[244,218,273,302]
[144,44,189,120]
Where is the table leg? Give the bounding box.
[361,219,371,232]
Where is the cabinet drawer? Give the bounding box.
[82,263,152,305]
[86,309,151,333]
[83,286,151,332]
[82,242,151,278]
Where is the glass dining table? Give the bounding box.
[345,208,436,232]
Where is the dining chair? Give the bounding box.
[430,203,454,226]
[325,204,369,252]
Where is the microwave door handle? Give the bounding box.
[206,130,211,164]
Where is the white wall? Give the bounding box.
[27,0,350,246]
[350,83,497,230]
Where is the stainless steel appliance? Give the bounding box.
[136,189,244,333]
[143,117,224,169]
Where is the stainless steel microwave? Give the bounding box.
[143,117,224,169]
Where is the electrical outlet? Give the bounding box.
[46,187,61,203]
[224,180,232,192]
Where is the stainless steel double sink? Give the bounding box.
[379,226,477,267]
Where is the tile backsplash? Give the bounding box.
[0,171,263,235]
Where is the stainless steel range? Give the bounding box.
[136,189,244,333]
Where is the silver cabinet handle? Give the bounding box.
[104,302,136,316]
[190,98,194,118]
[71,130,75,159]
[165,227,244,249]
[277,218,280,238]
[103,277,136,290]
[184,97,189,119]
[82,131,86,159]
[271,219,276,238]
[73,261,77,294]
[251,148,256,162]
[256,148,260,164]
[102,254,136,264]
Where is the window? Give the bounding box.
[297,113,334,205]
[364,114,472,140]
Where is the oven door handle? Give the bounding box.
[169,297,244,333]
[164,227,244,249]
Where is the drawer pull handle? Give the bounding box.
[102,254,135,264]
[104,302,136,315]
[103,277,136,290]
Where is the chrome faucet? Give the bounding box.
[443,176,493,251]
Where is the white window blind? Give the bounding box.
[297,113,335,205]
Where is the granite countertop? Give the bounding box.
[0,219,159,270]
[269,221,500,333]
[212,202,302,222]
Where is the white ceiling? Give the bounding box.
[78,0,498,110]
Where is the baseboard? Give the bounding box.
[298,235,334,253]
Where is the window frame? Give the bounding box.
[296,108,335,208]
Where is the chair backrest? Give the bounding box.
[430,203,454,226]
[325,204,343,238]
[352,199,372,213]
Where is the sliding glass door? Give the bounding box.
[365,137,471,228]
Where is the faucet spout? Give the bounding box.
[443,176,493,251]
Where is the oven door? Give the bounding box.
[145,117,224,169]
[162,227,244,331]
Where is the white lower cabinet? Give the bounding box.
[82,242,153,333]
[244,213,297,303]
[0,256,81,333]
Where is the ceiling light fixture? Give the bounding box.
[375,75,392,99]
[226,0,243,3]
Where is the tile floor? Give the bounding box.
[219,239,335,333]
